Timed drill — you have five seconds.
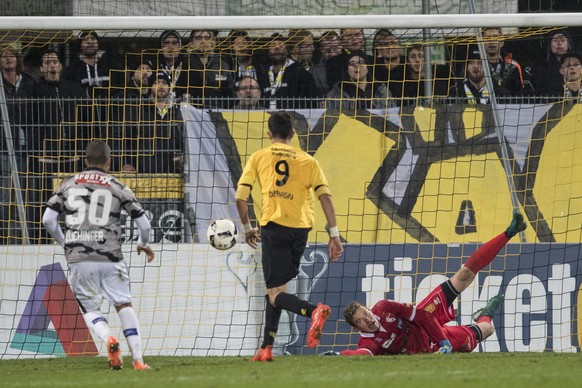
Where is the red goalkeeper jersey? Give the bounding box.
[350,300,447,355]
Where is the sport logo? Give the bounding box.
[10,263,98,357]
[74,172,112,186]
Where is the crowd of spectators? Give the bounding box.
[1,27,582,243]
[4,27,582,115]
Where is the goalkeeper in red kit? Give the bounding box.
[339,211,526,356]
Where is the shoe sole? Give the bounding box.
[307,306,331,348]
[108,341,122,370]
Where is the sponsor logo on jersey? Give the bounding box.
[424,303,436,313]
[74,172,112,186]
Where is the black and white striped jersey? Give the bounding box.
[46,168,145,263]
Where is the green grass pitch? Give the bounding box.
[0,353,580,387]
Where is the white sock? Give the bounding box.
[118,307,143,362]
[83,311,112,342]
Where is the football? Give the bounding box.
[207,219,238,251]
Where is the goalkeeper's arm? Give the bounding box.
[340,348,373,356]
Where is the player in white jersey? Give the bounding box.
[42,140,154,371]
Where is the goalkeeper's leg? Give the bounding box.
[451,211,526,294]
[472,294,505,341]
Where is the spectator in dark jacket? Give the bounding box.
[531,29,575,97]
[257,33,316,109]
[560,51,582,102]
[37,49,86,171]
[326,29,372,90]
[449,46,510,104]
[62,31,123,98]
[1,44,37,99]
[151,30,190,101]
[325,51,392,111]
[187,29,233,106]
[0,44,39,243]
[35,49,87,237]
[38,49,85,99]
[372,29,404,86]
[122,71,183,174]
[287,29,316,73]
[312,30,342,97]
[227,30,267,90]
[481,27,523,96]
[0,43,37,162]
[122,54,154,102]
[0,44,37,152]
[388,44,453,105]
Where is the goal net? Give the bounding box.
[0,11,580,359]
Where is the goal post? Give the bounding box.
[2,13,582,29]
[0,13,581,360]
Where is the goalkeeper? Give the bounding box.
[339,211,526,356]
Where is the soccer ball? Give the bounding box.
[207,219,238,251]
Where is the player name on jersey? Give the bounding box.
[65,230,105,243]
[268,189,294,199]
[271,147,297,159]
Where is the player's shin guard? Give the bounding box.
[118,307,143,362]
[274,292,316,317]
[468,324,484,342]
[262,295,282,348]
[83,311,112,342]
[464,232,510,274]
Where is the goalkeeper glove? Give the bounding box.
[319,350,340,356]
[437,339,452,354]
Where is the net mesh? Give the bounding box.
[1,15,581,359]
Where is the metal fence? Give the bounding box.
[0,95,571,244]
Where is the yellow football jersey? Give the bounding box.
[236,143,331,228]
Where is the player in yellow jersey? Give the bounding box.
[236,111,343,361]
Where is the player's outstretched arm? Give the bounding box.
[436,339,452,354]
[340,348,373,356]
[319,194,343,262]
